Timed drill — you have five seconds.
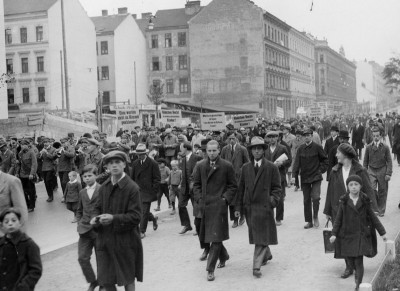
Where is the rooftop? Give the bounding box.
[91,14,128,34]
[152,7,204,30]
[135,17,149,35]
[4,0,58,15]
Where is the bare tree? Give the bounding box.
[147,83,165,126]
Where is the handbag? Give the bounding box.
[323,218,335,254]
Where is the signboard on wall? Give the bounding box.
[111,105,141,130]
[232,114,257,128]
[200,112,226,131]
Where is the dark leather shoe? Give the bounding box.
[153,216,158,231]
[232,221,238,228]
[140,233,146,239]
[207,271,215,281]
[46,198,53,202]
[179,226,193,234]
[28,208,34,213]
[304,222,313,229]
[87,280,99,291]
[341,268,353,279]
[217,254,229,268]
[199,250,209,261]
[239,216,245,226]
[253,269,262,278]
[262,255,273,266]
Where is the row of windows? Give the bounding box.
[265,46,289,68]
[265,71,290,91]
[152,55,188,71]
[290,58,312,77]
[151,32,187,49]
[5,26,43,44]
[264,24,288,47]
[96,41,108,55]
[153,78,189,94]
[6,57,44,74]
[7,87,45,104]
[289,37,313,59]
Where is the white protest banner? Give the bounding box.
[201,112,226,131]
[111,105,141,130]
[276,107,284,119]
[232,114,257,128]
[310,107,322,118]
[161,109,182,127]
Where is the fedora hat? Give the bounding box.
[247,136,267,150]
[133,143,149,154]
[338,130,350,139]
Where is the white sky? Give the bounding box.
[79,0,400,65]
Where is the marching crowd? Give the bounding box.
[0,111,399,290]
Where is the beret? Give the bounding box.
[103,151,127,164]
[346,175,362,186]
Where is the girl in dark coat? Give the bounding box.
[0,208,42,291]
[330,175,386,291]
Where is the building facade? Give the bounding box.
[92,9,148,107]
[288,28,315,116]
[0,0,7,119]
[145,1,203,104]
[314,40,357,113]
[4,0,97,116]
[356,60,394,113]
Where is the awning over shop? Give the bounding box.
[163,101,258,115]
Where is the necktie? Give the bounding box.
[231,146,234,159]
[254,162,259,175]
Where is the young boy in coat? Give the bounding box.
[76,165,101,291]
[330,175,387,291]
[0,208,42,290]
[64,171,82,223]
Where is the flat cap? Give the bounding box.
[103,151,127,164]
[302,129,313,135]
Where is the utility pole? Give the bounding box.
[61,0,70,118]
[98,91,103,132]
[134,61,137,105]
[60,51,65,110]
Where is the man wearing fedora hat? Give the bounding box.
[326,130,354,180]
[0,139,16,175]
[351,118,365,160]
[235,136,281,278]
[131,144,161,238]
[264,131,291,226]
[220,133,249,228]
[324,126,340,157]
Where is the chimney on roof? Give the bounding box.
[118,7,128,14]
[185,1,201,15]
[142,12,152,19]
[102,10,108,16]
[132,14,137,19]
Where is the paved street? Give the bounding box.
[30,162,400,291]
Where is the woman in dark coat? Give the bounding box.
[324,143,376,279]
[330,175,386,290]
[92,151,143,290]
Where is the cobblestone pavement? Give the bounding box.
[34,163,400,291]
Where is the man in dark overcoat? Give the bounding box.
[178,142,202,234]
[235,136,281,278]
[351,119,365,160]
[324,126,340,157]
[91,151,143,291]
[193,140,237,281]
[391,115,400,165]
[264,131,290,226]
[220,133,249,228]
[131,144,161,238]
